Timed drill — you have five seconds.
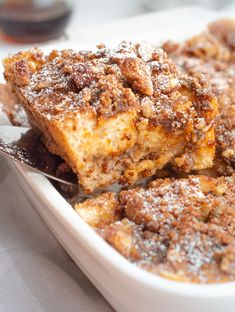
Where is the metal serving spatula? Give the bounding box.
[0,126,77,185]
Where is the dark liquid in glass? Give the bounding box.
[0,1,71,43]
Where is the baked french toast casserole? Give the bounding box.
[2,19,235,283]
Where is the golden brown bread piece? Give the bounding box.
[75,174,235,283]
[75,192,121,228]
[4,42,217,193]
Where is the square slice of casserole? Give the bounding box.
[4,42,217,192]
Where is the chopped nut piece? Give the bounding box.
[119,57,153,95]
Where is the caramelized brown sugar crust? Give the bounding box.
[163,19,235,176]
[75,175,235,283]
[3,42,217,193]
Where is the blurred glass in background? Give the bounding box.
[0,0,72,43]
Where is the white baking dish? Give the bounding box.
[2,6,235,312]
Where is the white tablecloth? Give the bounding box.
[0,158,113,312]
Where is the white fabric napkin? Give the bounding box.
[0,158,113,312]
